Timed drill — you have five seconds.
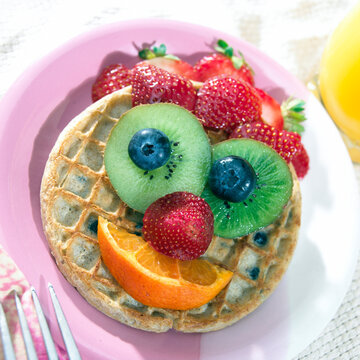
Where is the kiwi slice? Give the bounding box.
[105,103,212,213]
[202,139,293,238]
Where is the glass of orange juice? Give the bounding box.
[319,1,360,163]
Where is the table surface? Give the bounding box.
[0,0,359,359]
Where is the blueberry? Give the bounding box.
[209,156,256,202]
[248,267,260,280]
[88,219,98,234]
[128,128,171,171]
[253,231,268,247]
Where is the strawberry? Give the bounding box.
[291,143,309,178]
[136,43,199,81]
[143,192,214,261]
[230,122,302,163]
[131,64,197,111]
[255,89,308,134]
[195,76,262,132]
[194,39,254,85]
[91,64,132,102]
[255,88,284,130]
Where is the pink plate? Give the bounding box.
[0,19,359,360]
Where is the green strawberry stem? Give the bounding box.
[281,97,307,135]
[138,43,179,60]
[215,39,254,75]
[138,48,156,60]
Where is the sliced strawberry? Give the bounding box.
[195,76,261,132]
[230,122,302,163]
[131,64,197,111]
[136,43,199,81]
[194,39,254,85]
[143,192,214,261]
[291,143,309,178]
[255,88,284,130]
[91,64,132,102]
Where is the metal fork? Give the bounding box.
[0,283,81,360]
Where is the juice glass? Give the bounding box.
[319,1,360,162]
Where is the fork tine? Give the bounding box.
[31,287,59,360]
[48,283,81,360]
[14,291,38,360]
[0,302,16,360]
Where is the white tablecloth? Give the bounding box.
[1,0,359,358]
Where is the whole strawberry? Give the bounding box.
[255,88,284,130]
[143,192,214,261]
[230,122,302,163]
[195,76,262,132]
[131,64,197,111]
[255,89,308,133]
[255,88,308,135]
[291,143,310,178]
[92,64,132,102]
[194,39,254,85]
[136,43,199,81]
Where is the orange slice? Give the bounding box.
[98,217,233,310]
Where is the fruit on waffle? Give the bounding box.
[40,39,306,333]
[98,215,233,310]
[104,103,211,213]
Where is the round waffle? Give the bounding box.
[40,86,301,333]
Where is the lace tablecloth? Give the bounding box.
[1,0,359,358]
